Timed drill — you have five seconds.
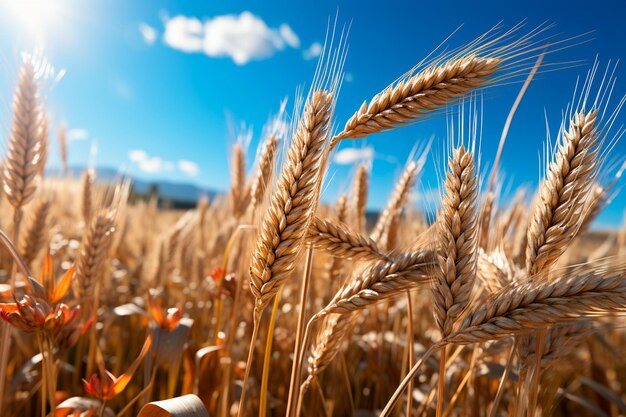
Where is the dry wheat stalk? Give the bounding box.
[19,195,50,265]
[320,249,435,315]
[76,208,116,298]
[479,191,495,250]
[250,135,279,211]
[2,61,46,210]
[324,195,349,300]
[433,145,479,336]
[445,262,626,345]
[351,164,369,233]
[307,215,386,261]
[307,312,357,377]
[526,110,600,275]
[58,123,68,175]
[230,143,247,218]
[82,170,94,224]
[249,90,333,319]
[331,56,500,147]
[37,112,48,177]
[371,161,420,251]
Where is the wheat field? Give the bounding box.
[1,23,626,417]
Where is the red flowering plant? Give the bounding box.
[82,334,152,401]
[0,247,81,417]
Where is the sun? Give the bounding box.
[1,0,65,39]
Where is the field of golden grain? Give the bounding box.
[0,24,625,417]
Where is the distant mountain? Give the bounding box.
[46,166,219,205]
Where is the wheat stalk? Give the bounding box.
[249,90,333,319]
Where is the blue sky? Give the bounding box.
[0,0,625,227]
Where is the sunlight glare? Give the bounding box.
[1,0,64,38]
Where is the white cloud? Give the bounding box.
[129,149,148,163]
[139,22,158,45]
[163,15,204,52]
[178,160,199,177]
[139,156,172,173]
[67,128,89,141]
[303,42,322,60]
[279,24,300,48]
[129,151,199,177]
[128,150,174,174]
[333,147,375,165]
[163,11,300,65]
[345,72,354,83]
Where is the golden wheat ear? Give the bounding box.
[350,163,369,234]
[525,61,626,276]
[2,60,47,211]
[249,90,335,320]
[330,23,585,149]
[433,145,479,337]
[446,260,626,345]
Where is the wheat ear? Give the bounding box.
[250,134,279,211]
[433,145,479,336]
[525,110,600,275]
[371,161,420,250]
[249,90,333,319]
[2,61,46,210]
[19,195,50,266]
[308,215,387,261]
[307,312,357,378]
[230,143,246,218]
[351,164,369,233]
[81,169,94,224]
[331,56,500,147]
[37,111,48,176]
[58,123,68,175]
[445,262,626,345]
[320,250,435,315]
[75,208,116,299]
[324,195,349,301]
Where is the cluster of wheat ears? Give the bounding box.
[0,23,626,417]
